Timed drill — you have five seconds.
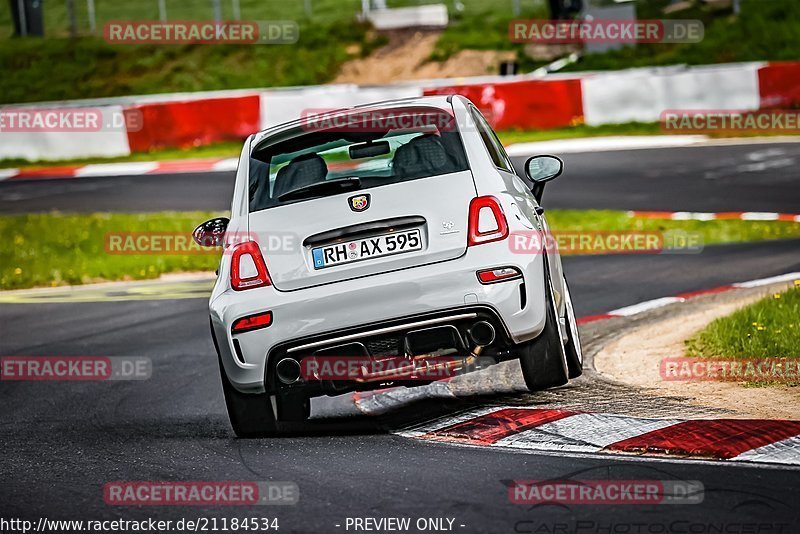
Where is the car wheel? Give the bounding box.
[563,278,583,379]
[518,258,569,391]
[210,322,278,438]
[217,354,279,438]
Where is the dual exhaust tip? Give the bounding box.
[276,320,496,385]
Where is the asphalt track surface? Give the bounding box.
[2,141,800,531]
[1,141,799,214]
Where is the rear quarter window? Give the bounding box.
[248,107,470,212]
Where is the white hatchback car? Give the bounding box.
[195,95,583,437]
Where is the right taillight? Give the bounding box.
[468,195,509,246]
[230,241,271,291]
[477,267,522,284]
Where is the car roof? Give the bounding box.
[252,95,464,146]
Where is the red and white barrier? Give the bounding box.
[127,94,261,152]
[259,84,422,130]
[757,61,800,109]
[423,77,584,130]
[0,105,131,160]
[1,61,798,162]
[581,62,764,126]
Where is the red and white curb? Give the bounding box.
[395,407,800,466]
[0,157,239,182]
[310,271,800,465]
[629,210,800,222]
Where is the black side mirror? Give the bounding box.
[524,155,563,183]
[524,155,563,203]
[192,217,229,247]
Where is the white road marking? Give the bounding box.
[74,162,159,177]
[733,272,800,288]
[741,212,781,221]
[0,168,20,181]
[608,297,684,317]
[670,212,717,221]
[212,158,239,172]
[505,136,709,157]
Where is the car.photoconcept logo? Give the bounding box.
[349,194,370,212]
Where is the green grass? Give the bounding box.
[684,285,800,386]
[0,212,223,290]
[0,21,381,105]
[556,0,800,72]
[2,0,796,105]
[686,286,800,360]
[546,210,800,248]
[429,0,800,74]
[3,209,800,290]
[0,0,370,39]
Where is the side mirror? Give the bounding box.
[524,155,563,183]
[192,217,229,247]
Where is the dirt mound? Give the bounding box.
[334,29,515,84]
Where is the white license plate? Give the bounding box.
[312,229,422,269]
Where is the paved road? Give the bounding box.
[2,241,800,530]
[1,141,799,213]
[524,141,800,212]
[2,140,800,530]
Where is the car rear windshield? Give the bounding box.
[248,106,469,212]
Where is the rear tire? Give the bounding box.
[211,323,278,438]
[217,356,279,438]
[518,259,569,391]
[563,278,584,379]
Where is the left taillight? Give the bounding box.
[230,241,271,291]
[468,195,509,246]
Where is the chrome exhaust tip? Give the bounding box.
[276,358,301,385]
[467,321,496,347]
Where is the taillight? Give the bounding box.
[232,311,273,334]
[230,241,271,291]
[468,196,508,246]
[477,267,522,284]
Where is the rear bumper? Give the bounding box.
[210,240,547,393]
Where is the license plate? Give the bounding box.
[312,229,422,269]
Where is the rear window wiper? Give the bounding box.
[277,177,361,202]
